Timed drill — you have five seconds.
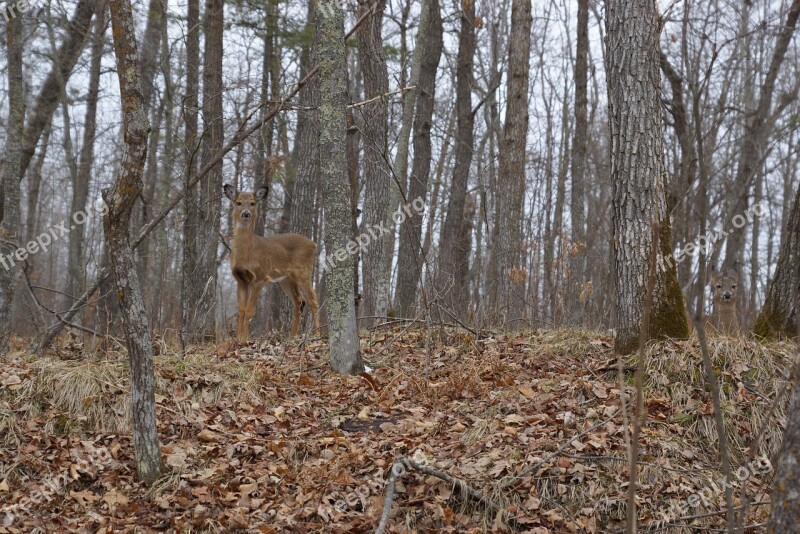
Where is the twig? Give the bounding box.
[513,410,619,479]
[350,86,416,109]
[627,222,660,534]
[695,319,735,534]
[375,456,512,532]
[375,461,403,534]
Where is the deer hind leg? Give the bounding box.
[299,277,320,336]
[280,279,303,337]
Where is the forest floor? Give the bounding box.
[0,327,795,533]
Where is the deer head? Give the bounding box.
[710,266,738,305]
[223,183,268,228]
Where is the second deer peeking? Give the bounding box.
[224,184,320,342]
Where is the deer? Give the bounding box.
[223,184,320,342]
[708,266,739,336]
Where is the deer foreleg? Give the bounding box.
[236,281,249,342]
[242,281,264,341]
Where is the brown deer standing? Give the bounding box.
[224,184,320,341]
[709,266,739,336]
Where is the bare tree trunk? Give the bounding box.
[768,341,800,529]
[606,0,688,355]
[570,0,589,308]
[318,0,364,375]
[105,0,162,485]
[184,0,224,343]
[435,0,475,318]
[0,10,25,354]
[356,0,390,327]
[395,0,442,317]
[489,0,532,327]
[753,183,799,339]
[68,4,106,304]
[25,125,51,245]
[18,0,95,181]
[180,0,200,348]
[723,0,800,271]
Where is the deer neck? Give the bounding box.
[714,298,738,333]
[232,221,258,264]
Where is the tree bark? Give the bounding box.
[395,0,443,317]
[489,0,532,327]
[753,183,799,339]
[67,4,106,304]
[767,349,800,530]
[570,0,589,299]
[180,0,200,348]
[723,0,800,272]
[435,0,476,318]
[0,9,25,354]
[183,0,225,343]
[105,0,162,485]
[605,0,688,355]
[356,0,390,327]
[317,0,365,375]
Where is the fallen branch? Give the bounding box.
[375,456,512,533]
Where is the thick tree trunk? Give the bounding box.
[435,0,475,318]
[105,0,162,485]
[605,0,688,355]
[753,183,799,338]
[768,353,800,530]
[318,0,365,375]
[67,5,106,304]
[395,0,443,318]
[489,0,532,327]
[184,0,224,343]
[0,11,25,354]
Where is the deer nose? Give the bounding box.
[723,292,732,300]
[241,210,251,219]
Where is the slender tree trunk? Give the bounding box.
[605,0,688,355]
[570,0,589,310]
[489,0,532,327]
[18,0,95,181]
[180,0,200,348]
[25,125,51,245]
[435,0,475,318]
[318,0,364,374]
[184,0,224,343]
[395,0,442,317]
[0,9,25,354]
[723,0,800,271]
[68,5,106,304]
[105,0,162,485]
[356,0,390,327]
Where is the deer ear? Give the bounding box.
[223,184,236,201]
[255,186,269,201]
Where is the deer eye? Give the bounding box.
[731,285,736,289]
[236,202,242,206]
[716,285,722,289]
